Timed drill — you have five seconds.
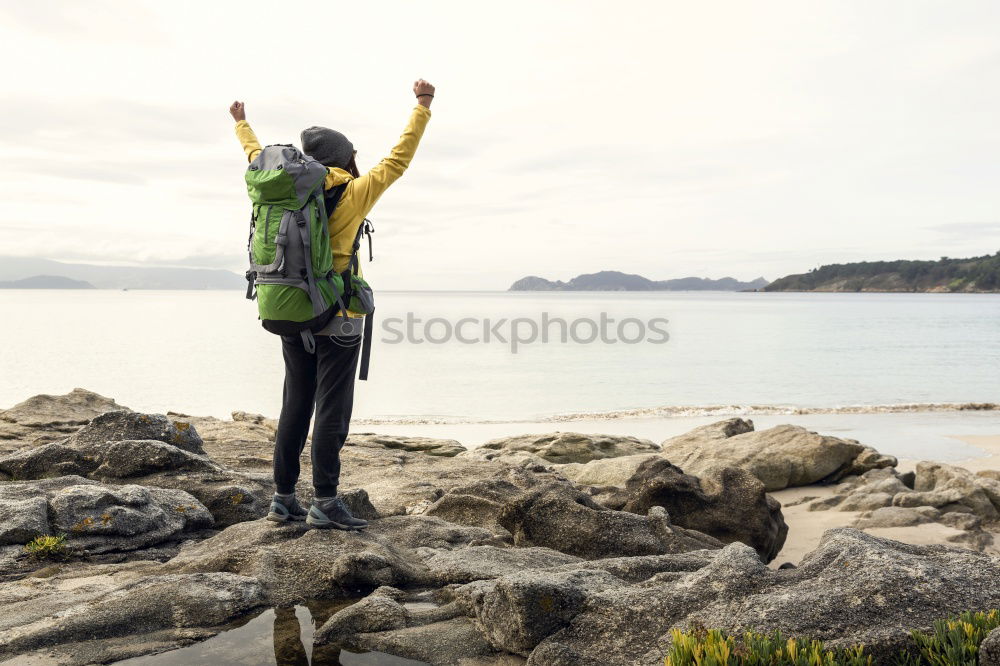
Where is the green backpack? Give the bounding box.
[243,144,375,378]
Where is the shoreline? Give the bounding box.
[948,433,1000,472]
[353,401,1000,426]
[355,411,1000,467]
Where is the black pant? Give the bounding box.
[273,333,360,497]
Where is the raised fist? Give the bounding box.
[229,100,246,122]
[413,79,435,105]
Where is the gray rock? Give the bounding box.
[348,433,466,457]
[134,471,272,528]
[853,506,938,529]
[936,511,983,531]
[336,444,549,517]
[458,446,553,470]
[182,410,278,446]
[893,462,1000,521]
[338,487,381,520]
[171,410,278,470]
[0,410,218,482]
[982,626,1000,666]
[554,453,659,487]
[806,494,847,511]
[422,545,583,584]
[595,458,787,563]
[661,417,756,446]
[49,483,213,553]
[479,432,660,464]
[0,388,124,453]
[338,616,502,665]
[839,491,894,512]
[357,551,720,665]
[944,528,995,552]
[0,428,272,528]
[0,496,50,545]
[526,529,1000,665]
[374,514,501,552]
[314,587,409,643]
[163,514,498,604]
[473,569,623,656]
[0,477,213,555]
[497,482,722,559]
[0,572,265,663]
[165,521,419,605]
[0,442,95,480]
[67,410,205,454]
[661,421,897,491]
[93,439,220,478]
[424,470,542,535]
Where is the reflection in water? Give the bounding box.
[273,606,309,666]
[116,600,429,666]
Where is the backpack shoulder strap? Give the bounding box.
[322,183,347,220]
[347,218,375,276]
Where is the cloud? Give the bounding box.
[0,2,167,44]
[0,98,224,147]
[102,253,246,271]
[3,2,1000,291]
[923,221,1000,239]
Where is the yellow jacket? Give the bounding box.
[234,105,431,308]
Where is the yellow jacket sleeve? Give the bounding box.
[349,105,432,215]
[234,120,263,163]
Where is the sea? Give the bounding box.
[2,289,998,461]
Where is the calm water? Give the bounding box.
[115,603,429,666]
[1,290,998,422]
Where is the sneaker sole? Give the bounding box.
[266,512,306,523]
[306,516,360,530]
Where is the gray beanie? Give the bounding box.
[300,126,354,169]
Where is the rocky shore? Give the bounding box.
[1,389,999,665]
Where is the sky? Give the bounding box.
[1,1,999,290]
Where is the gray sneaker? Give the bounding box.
[307,496,368,530]
[266,494,308,522]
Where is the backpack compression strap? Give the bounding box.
[358,310,374,381]
[347,218,375,381]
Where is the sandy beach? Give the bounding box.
[770,432,1000,566]
[771,484,984,566]
[953,433,1000,471]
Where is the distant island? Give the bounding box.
[765,252,1000,293]
[509,271,769,292]
[0,275,94,289]
[0,257,244,290]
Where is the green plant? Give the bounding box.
[898,609,1000,666]
[663,627,872,665]
[23,534,68,559]
[662,610,1000,666]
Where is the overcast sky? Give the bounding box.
[2,1,999,289]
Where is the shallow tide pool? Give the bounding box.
[114,603,430,666]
